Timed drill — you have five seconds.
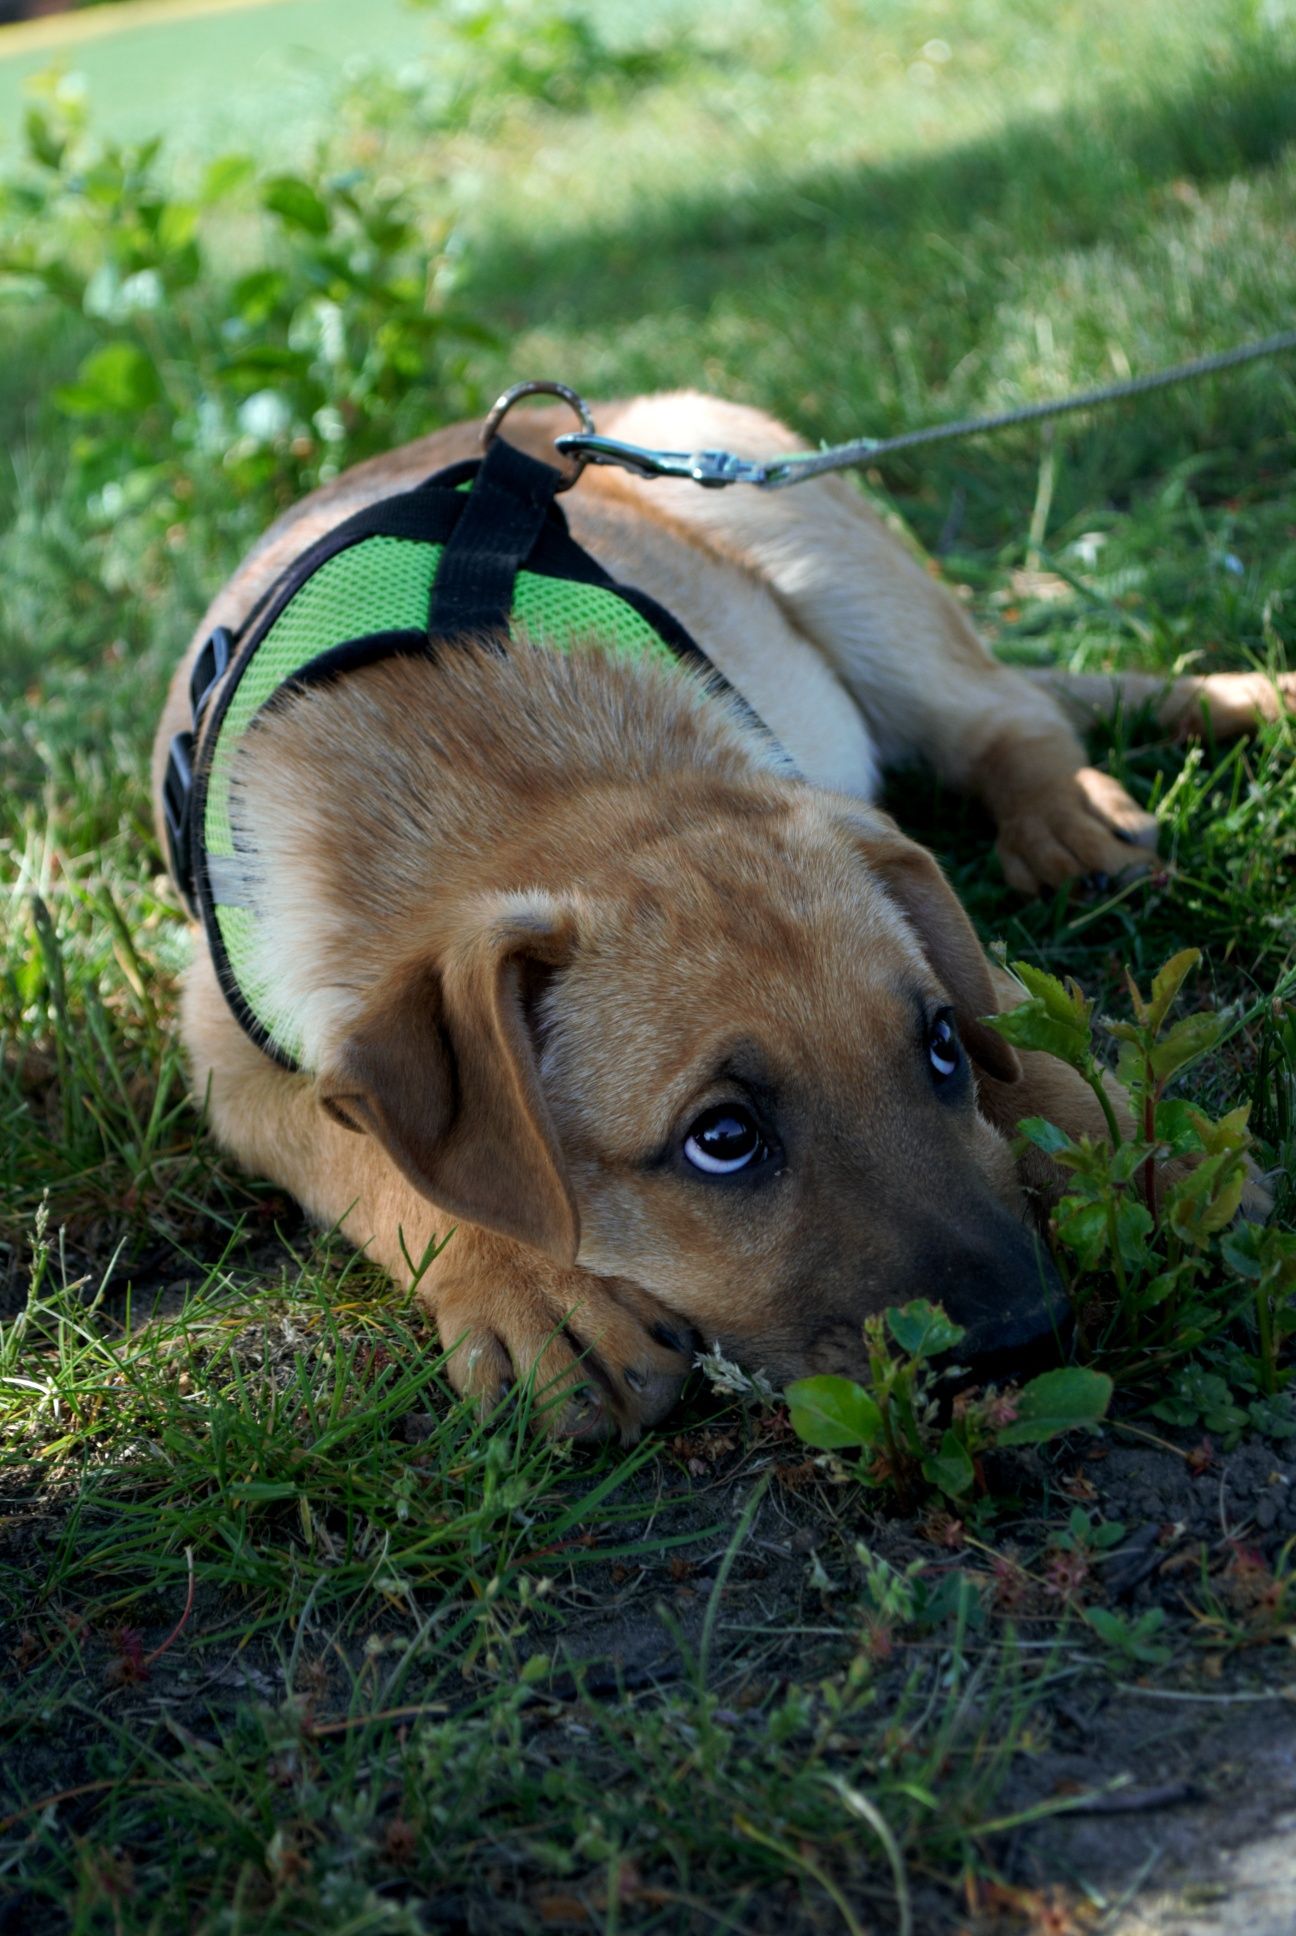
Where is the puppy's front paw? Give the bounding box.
[427,1244,695,1441]
[996,767,1159,895]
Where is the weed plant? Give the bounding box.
[787,1302,1112,1515]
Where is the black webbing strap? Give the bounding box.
[426,437,566,643]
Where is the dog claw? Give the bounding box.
[436,1283,694,1440]
[649,1320,695,1357]
[560,1386,607,1437]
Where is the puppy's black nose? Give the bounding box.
[924,1211,1073,1384]
[953,1273,1073,1384]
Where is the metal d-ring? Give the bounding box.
[481,380,597,492]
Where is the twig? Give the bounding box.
[1061,1780,1197,1816]
[303,1700,451,1739]
[142,1547,195,1670]
[0,1777,173,1838]
[1113,1684,1296,1703]
[1111,1420,1196,1460]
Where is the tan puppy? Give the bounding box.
[153,393,1292,1436]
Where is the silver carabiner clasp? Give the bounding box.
[553,432,772,489]
[485,384,778,491]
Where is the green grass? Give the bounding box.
[2,0,1295,1929]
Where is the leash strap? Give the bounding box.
[541,328,1296,490]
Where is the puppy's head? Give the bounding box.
[318,787,1059,1383]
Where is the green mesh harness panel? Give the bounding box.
[205,538,436,862]
[181,441,725,1070]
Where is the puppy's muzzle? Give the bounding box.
[917,1205,1071,1383]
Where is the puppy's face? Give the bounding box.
[322,789,1056,1384]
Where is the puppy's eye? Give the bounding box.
[683,1105,768,1176]
[927,1011,960,1083]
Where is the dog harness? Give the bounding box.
[163,436,758,1071]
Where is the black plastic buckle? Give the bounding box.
[163,730,196,914]
[189,625,232,726]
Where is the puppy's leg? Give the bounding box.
[1026,666,1296,740]
[181,955,691,1438]
[600,394,1159,893]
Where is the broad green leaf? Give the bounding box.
[201,153,255,205]
[1168,1152,1249,1244]
[24,105,65,171]
[1113,1037,1147,1099]
[1166,1149,1228,1209]
[886,1299,965,1359]
[1133,1267,1187,1311]
[1084,1605,1170,1662]
[1083,1606,1125,1643]
[996,1367,1112,1445]
[1147,1011,1224,1082]
[922,1429,975,1497]
[1185,1103,1251,1158]
[53,341,159,417]
[1054,1195,1109,1271]
[1145,948,1201,1032]
[786,1376,881,1451]
[1113,1193,1154,1269]
[1011,962,1090,1031]
[988,1001,1091,1069]
[1222,1223,1296,1286]
[262,174,331,235]
[156,201,198,255]
[1154,1097,1206,1156]
[1248,1395,1296,1440]
[232,266,289,321]
[1015,1116,1074,1157]
[1220,1222,1265,1279]
[1109,1140,1151,1186]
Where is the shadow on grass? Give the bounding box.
[453,28,1296,610]
[464,34,1296,365]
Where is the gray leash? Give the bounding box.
[483,330,1296,492]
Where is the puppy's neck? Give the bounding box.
[224,637,790,1068]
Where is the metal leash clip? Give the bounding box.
[483,381,777,489]
[552,431,773,489]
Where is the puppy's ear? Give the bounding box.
[848,812,1021,1084]
[317,898,579,1262]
